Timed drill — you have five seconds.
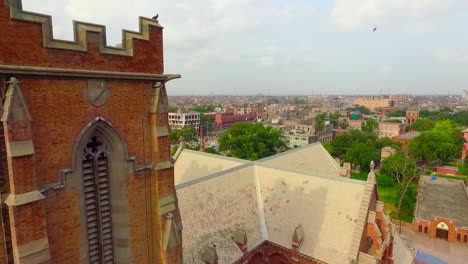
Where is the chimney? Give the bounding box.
[199,125,205,152]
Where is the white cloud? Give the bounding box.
[330,0,462,31]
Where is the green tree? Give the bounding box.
[218,123,287,160]
[356,106,371,115]
[314,119,325,133]
[169,127,197,144]
[452,111,468,125]
[361,119,378,133]
[408,120,463,163]
[191,105,215,113]
[381,152,419,218]
[328,112,340,127]
[381,152,416,184]
[387,109,407,117]
[204,147,219,155]
[314,114,326,133]
[344,142,378,172]
[406,119,436,132]
[375,137,402,150]
[200,113,214,133]
[339,118,349,129]
[330,130,377,158]
[323,142,335,156]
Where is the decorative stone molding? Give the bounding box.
[149,82,169,114]
[0,64,180,82]
[8,140,34,157]
[1,77,32,122]
[16,237,50,264]
[5,190,45,206]
[159,194,176,215]
[8,0,162,57]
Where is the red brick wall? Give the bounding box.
[436,167,458,175]
[235,241,325,264]
[0,1,179,263]
[414,217,468,244]
[0,3,163,74]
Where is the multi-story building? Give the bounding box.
[378,122,405,138]
[169,111,200,130]
[406,108,419,125]
[214,112,256,129]
[346,120,405,138]
[0,2,182,263]
[349,120,363,130]
[313,124,334,143]
[285,133,315,149]
[354,97,391,110]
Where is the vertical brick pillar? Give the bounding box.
[147,81,182,264]
[1,78,50,263]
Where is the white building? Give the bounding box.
[168,111,200,130]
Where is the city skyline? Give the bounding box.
[23,0,468,95]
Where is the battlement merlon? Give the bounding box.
[8,0,163,57]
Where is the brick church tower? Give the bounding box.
[0,0,182,263]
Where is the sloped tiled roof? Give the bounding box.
[175,145,370,264]
[174,149,250,185]
[256,143,341,178]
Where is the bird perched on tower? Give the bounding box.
[152,14,159,21]
[373,27,377,32]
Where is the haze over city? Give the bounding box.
[23,0,468,95]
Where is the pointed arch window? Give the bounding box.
[82,136,114,263]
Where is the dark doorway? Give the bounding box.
[418,225,422,232]
[436,229,449,240]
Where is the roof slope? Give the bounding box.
[175,145,370,263]
[256,143,340,178]
[174,149,250,185]
[257,165,366,264]
[176,165,263,263]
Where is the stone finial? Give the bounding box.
[370,160,375,171]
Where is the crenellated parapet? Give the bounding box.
[7,0,162,57]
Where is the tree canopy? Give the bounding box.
[325,129,401,172]
[169,127,197,144]
[406,119,436,132]
[218,123,287,160]
[387,109,407,118]
[361,119,378,133]
[344,142,378,172]
[381,152,416,184]
[356,106,371,115]
[408,120,464,163]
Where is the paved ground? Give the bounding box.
[417,176,468,227]
[397,226,468,264]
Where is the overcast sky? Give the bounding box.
[23,0,468,96]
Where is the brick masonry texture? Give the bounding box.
[0,1,180,263]
[0,3,164,74]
